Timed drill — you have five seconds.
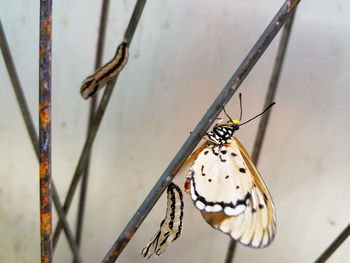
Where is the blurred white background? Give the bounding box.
[1,0,350,262]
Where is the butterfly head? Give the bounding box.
[209,97,275,145]
[226,119,240,130]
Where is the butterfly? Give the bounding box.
[183,102,276,248]
[141,183,184,259]
[140,98,276,258]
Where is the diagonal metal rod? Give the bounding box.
[0,19,83,263]
[314,223,350,263]
[74,1,111,260]
[224,241,237,263]
[0,19,38,151]
[53,0,148,248]
[224,9,297,263]
[251,9,297,165]
[53,185,83,263]
[39,1,53,261]
[102,1,301,262]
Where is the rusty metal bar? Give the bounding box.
[39,0,53,261]
[0,18,83,262]
[74,0,111,259]
[102,0,301,262]
[224,8,297,263]
[314,223,350,263]
[53,0,148,248]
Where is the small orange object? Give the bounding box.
[184,177,191,194]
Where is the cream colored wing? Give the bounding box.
[189,142,253,216]
[199,137,276,248]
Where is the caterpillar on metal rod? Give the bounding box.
[140,183,184,259]
[80,42,129,99]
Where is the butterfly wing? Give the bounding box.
[141,183,184,258]
[190,137,276,248]
[189,142,253,216]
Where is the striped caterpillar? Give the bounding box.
[141,183,184,259]
[80,42,129,99]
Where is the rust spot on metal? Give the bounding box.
[41,213,52,234]
[44,19,51,36]
[287,0,298,12]
[231,76,240,89]
[40,155,49,179]
[171,164,179,175]
[40,80,48,89]
[125,228,135,240]
[40,46,45,58]
[39,101,50,128]
[41,196,49,209]
[278,12,288,24]
[106,227,137,260]
[109,250,120,260]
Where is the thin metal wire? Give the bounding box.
[0,19,83,262]
[224,240,237,263]
[52,0,148,248]
[251,10,297,165]
[0,20,38,152]
[224,9,297,263]
[39,1,53,261]
[101,1,300,262]
[53,186,83,263]
[74,0,111,259]
[314,223,350,263]
[123,0,147,45]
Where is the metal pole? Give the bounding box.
[314,223,350,263]
[39,0,53,261]
[0,18,83,263]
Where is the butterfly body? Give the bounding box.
[206,122,238,144]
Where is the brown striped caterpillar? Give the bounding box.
[80,42,129,99]
[141,183,184,259]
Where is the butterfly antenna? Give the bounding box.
[239,102,276,126]
[239,93,243,121]
[222,106,233,122]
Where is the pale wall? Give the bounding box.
[1,0,350,262]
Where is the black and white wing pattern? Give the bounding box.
[187,134,276,248]
[141,183,184,258]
